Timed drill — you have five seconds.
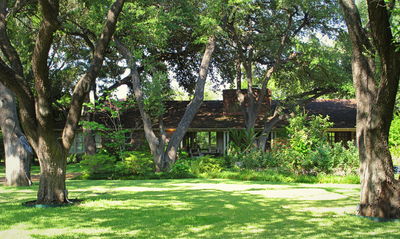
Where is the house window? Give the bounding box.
[69,132,102,154]
[69,132,84,154]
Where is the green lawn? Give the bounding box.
[0,179,398,239]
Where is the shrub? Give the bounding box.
[189,156,224,175]
[169,160,194,178]
[328,142,359,175]
[67,153,83,164]
[226,149,280,170]
[117,151,154,176]
[229,129,257,152]
[79,153,117,179]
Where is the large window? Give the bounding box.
[69,132,102,154]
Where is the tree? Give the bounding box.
[0,82,32,186]
[217,0,342,132]
[112,0,222,171]
[0,0,125,204]
[339,0,400,218]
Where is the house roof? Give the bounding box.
[303,99,356,128]
[119,99,356,130]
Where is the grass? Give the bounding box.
[0,178,399,238]
[202,169,360,184]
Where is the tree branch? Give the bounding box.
[165,35,216,165]
[31,0,60,128]
[0,0,24,76]
[62,0,125,151]
[115,38,161,162]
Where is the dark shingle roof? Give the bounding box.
[120,99,356,130]
[304,99,356,128]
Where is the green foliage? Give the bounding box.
[225,113,358,176]
[272,36,353,99]
[188,156,224,175]
[389,113,400,160]
[142,69,172,118]
[169,160,193,178]
[287,113,333,149]
[79,151,155,179]
[225,149,279,170]
[201,169,360,184]
[79,153,118,179]
[81,92,135,155]
[274,113,359,175]
[66,153,83,164]
[116,151,155,176]
[229,129,257,152]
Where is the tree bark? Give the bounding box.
[0,82,31,186]
[340,0,400,218]
[36,132,67,203]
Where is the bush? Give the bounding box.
[117,151,154,176]
[225,149,280,170]
[79,153,118,179]
[189,156,224,175]
[67,153,83,164]
[169,160,193,178]
[224,113,359,176]
[328,142,359,175]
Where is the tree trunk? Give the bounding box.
[115,39,165,171]
[258,114,281,152]
[163,36,216,169]
[358,127,400,218]
[0,82,32,186]
[36,133,67,204]
[340,0,400,218]
[83,88,97,155]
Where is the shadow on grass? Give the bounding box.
[0,179,398,239]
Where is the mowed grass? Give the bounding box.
[0,179,399,239]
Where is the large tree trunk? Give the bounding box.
[340,0,400,218]
[0,82,32,186]
[36,134,67,203]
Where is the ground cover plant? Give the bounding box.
[1,178,399,239]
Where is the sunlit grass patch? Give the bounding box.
[0,179,399,238]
